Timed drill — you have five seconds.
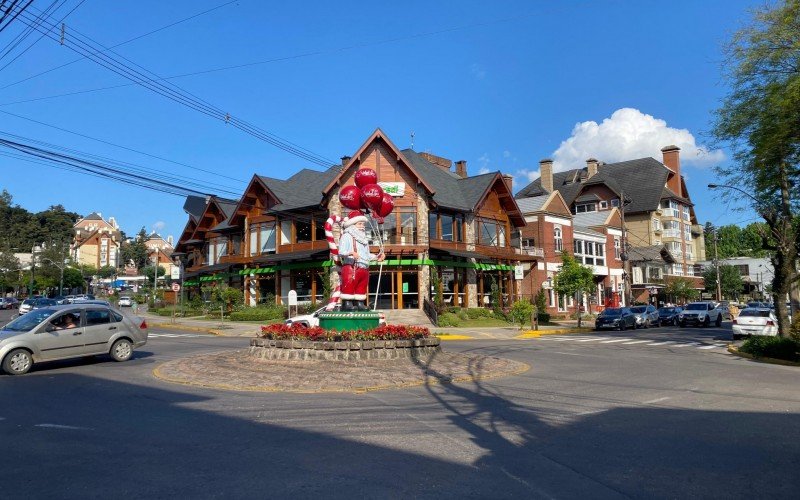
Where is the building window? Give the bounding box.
[575,203,597,213]
[664,220,681,238]
[296,220,312,243]
[441,214,454,241]
[599,200,608,209]
[454,215,464,242]
[614,237,621,259]
[682,206,690,221]
[315,218,326,241]
[429,213,438,241]
[399,208,417,245]
[595,242,605,266]
[652,219,661,231]
[611,199,620,207]
[522,238,536,248]
[554,226,563,252]
[230,234,241,255]
[480,219,498,246]
[280,220,291,245]
[260,224,276,254]
[683,224,692,242]
[249,226,258,256]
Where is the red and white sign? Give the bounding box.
[171,283,181,292]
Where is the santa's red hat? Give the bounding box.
[343,210,368,227]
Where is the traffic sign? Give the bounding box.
[171,283,181,292]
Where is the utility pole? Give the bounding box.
[619,192,631,307]
[713,230,722,301]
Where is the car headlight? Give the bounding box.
[698,313,705,319]
[612,319,619,324]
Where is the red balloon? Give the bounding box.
[360,183,384,212]
[339,185,362,210]
[376,192,394,218]
[354,168,378,189]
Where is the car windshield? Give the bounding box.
[739,309,771,317]
[630,306,646,313]
[686,303,708,311]
[22,299,33,305]
[3,308,56,332]
[659,308,676,313]
[601,308,623,316]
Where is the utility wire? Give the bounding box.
[11,8,339,168]
[0,0,61,62]
[2,0,239,89]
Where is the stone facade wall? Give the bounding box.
[249,337,441,361]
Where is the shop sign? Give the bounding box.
[170,267,181,279]
[514,265,524,280]
[378,182,405,197]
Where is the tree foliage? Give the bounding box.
[0,190,80,250]
[712,0,800,337]
[141,265,167,285]
[664,278,700,304]
[702,265,746,299]
[704,222,771,258]
[120,227,149,270]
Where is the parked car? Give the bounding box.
[746,301,770,309]
[0,297,19,310]
[285,305,387,328]
[594,307,637,331]
[0,304,148,375]
[118,296,133,307]
[630,305,659,328]
[18,298,56,315]
[657,306,683,326]
[732,308,778,339]
[715,304,732,321]
[679,301,724,327]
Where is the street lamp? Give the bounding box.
[28,244,42,296]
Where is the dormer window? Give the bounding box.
[574,203,597,214]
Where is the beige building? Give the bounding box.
[145,232,177,277]
[72,212,121,269]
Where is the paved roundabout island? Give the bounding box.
[153,346,529,393]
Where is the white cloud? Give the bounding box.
[153,221,166,232]
[477,153,491,174]
[503,150,512,159]
[551,108,724,172]
[510,168,541,192]
[470,63,486,80]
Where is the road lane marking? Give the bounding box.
[622,340,650,345]
[600,338,632,343]
[35,423,93,431]
[672,343,700,347]
[646,341,675,346]
[576,338,603,342]
[643,397,671,404]
[696,344,725,350]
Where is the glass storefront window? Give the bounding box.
[315,218,326,241]
[399,209,416,245]
[429,213,438,241]
[249,227,257,256]
[455,215,463,242]
[480,219,497,245]
[441,215,453,241]
[280,220,291,245]
[230,234,241,255]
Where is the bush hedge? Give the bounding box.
[229,306,285,322]
[739,335,799,362]
[259,323,430,341]
[437,312,461,327]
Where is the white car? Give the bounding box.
[285,305,387,328]
[732,308,778,339]
[679,301,724,327]
[118,296,133,307]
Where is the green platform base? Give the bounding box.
[318,311,380,331]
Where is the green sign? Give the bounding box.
[402,282,409,293]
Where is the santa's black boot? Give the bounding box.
[342,300,355,311]
[355,300,369,311]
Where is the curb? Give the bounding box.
[435,333,476,340]
[727,345,800,367]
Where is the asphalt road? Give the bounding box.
[1,314,799,498]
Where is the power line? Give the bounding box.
[10,8,339,168]
[2,0,239,89]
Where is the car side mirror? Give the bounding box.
[45,324,56,332]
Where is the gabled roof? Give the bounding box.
[573,226,605,238]
[261,167,338,212]
[516,194,550,213]
[82,212,103,221]
[516,157,678,214]
[628,245,676,264]
[573,209,621,229]
[183,196,207,223]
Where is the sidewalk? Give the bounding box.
[142,311,593,340]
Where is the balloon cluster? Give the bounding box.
[338,168,394,223]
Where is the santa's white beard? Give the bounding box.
[344,225,368,245]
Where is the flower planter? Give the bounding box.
[248,337,441,362]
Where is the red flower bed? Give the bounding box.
[259,323,430,341]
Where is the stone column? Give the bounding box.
[465,214,478,307]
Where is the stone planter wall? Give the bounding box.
[249,337,441,361]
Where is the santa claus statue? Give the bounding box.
[337,210,385,311]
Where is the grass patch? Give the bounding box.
[452,317,515,328]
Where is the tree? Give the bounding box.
[703,265,745,300]
[141,265,166,285]
[704,222,773,258]
[553,253,595,327]
[120,228,149,270]
[711,0,800,337]
[664,278,700,304]
[97,265,117,278]
[0,248,21,295]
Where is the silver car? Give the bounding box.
[0,304,148,375]
[629,305,659,328]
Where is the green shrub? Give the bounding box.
[510,300,534,328]
[229,306,286,322]
[466,308,493,319]
[739,335,799,362]
[791,313,800,341]
[537,312,551,324]
[457,310,469,321]
[437,312,461,327]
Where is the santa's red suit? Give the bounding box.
[338,211,380,311]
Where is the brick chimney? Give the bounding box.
[540,159,554,193]
[502,173,513,193]
[455,160,467,178]
[661,145,681,194]
[586,158,599,178]
[419,152,452,171]
[340,155,351,167]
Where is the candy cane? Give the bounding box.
[324,215,343,310]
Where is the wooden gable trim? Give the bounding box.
[230,175,279,226]
[321,128,435,195]
[542,191,572,217]
[472,173,526,227]
[187,197,228,242]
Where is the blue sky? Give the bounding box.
[0,0,764,240]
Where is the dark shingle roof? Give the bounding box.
[83,212,103,220]
[260,168,339,212]
[515,157,681,214]
[209,198,240,232]
[628,245,676,264]
[183,195,207,222]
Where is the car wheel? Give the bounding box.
[703,317,710,328]
[110,339,133,362]
[672,318,678,326]
[2,349,33,375]
[679,321,685,328]
[732,333,738,340]
[715,315,722,327]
